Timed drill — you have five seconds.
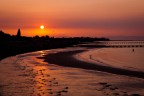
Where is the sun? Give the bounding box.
[40,25,44,29]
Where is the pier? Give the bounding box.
[78,41,144,48]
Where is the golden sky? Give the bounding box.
[0,0,144,37]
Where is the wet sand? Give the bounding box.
[42,50,144,79]
[0,48,144,96]
[0,53,70,96]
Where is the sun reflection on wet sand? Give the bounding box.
[0,50,70,96]
[25,51,70,96]
[33,66,51,96]
[32,65,69,96]
[38,51,47,56]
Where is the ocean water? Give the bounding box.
[76,41,144,72]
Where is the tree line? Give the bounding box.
[0,29,109,60]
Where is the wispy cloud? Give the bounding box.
[53,17,144,29]
[1,16,144,30]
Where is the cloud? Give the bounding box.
[53,18,144,29]
[0,16,144,30]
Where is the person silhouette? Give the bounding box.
[132,49,134,52]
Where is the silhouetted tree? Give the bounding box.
[17,28,21,37]
[0,30,11,40]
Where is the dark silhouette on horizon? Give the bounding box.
[0,29,109,60]
[16,28,21,37]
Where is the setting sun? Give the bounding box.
[40,25,44,29]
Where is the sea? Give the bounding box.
[76,41,144,72]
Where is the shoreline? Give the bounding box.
[42,50,144,79]
[0,48,144,96]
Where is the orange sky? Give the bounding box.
[0,0,144,37]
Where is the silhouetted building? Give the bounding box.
[17,28,21,37]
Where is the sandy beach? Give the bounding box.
[0,47,144,96]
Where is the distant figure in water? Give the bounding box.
[132,49,134,52]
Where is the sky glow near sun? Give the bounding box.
[40,25,44,29]
[0,0,144,37]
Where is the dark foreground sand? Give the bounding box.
[42,50,144,79]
